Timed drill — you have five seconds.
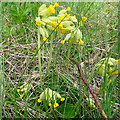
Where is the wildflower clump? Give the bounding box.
[36,3,86,44]
[95,58,119,84]
[17,82,32,97]
[86,97,97,109]
[37,88,65,108]
[95,58,119,76]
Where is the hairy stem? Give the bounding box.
[38,28,42,84]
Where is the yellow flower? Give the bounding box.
[64,13,70,18]
[78,40,84,45]
[67,7,71,11]
[118,59,120,64]
[73,15,76,18]
[38,4,50,16]
[76,40,79,43]
[61,29,66,34]
[38,99,42,103]
[49,103,52,107]
[38,88,65,108]
[108,80,112,83]
[20,94,24,97]
[52,28,57,32]
[59,35,62,38]
[82,17,87,21]
[54,103,59,108]
[60,40,65,44]
[48,5,55,13]
[86,98,97,109]
[111,70,118,75]
[18,83,32,98]
[58,15,65,21]
[17,89,21,92]
[58,23,63,29]
[60,97,65,101]
[51,22,57,27]
[54,2,59,7]
[36,17,42,26]
[43,37,47,41]
[69,40,72,43]
[20,86,23,89]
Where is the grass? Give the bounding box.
[1,1,119,119]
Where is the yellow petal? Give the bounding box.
[38,99,42,103]
[60,40,65,44]
[82,17,87,21]
[49,103,52,106]
[108,80,112,83]
[118,59,120,64]
[36,20,42,26]
[60,97,65,101]
[69,40,72,43]
[20,86,23,89]
[20,94,24,97]
[53,103,59,108]
[17,89,21,92]
[43,37,47,41]
[76,40,79,43]
[78,40,84,45]
[48,5,55,13]
[111,70,118,75]
[67,7,71,11]
[54,2,59,7]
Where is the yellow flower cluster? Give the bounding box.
[95,58,119,76]
[17,83,32,97]
[36,3,86,44]
[95,58,119,84]
[36,3,59,41]
[86,98,97,109]
[37,88,65,108]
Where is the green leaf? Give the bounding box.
[58,103,77,118]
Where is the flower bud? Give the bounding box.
[70,16,78,22]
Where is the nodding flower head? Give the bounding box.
[36,4,85,46]
[36,17,42,26]
[48,5,55,14]
[17,82,32,97]
[78,39,84,45]
[95,58,119,76]
[60,40,65,44]
[54,2,59,7]
[37,88,65,108]
[66,7,71,11]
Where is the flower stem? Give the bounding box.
[38,28,42,84]
[66,42,72,72]
[47,36,53,72]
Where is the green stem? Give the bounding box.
[38,28,42,84]
[47,36,53,72]
[66,42,72,72]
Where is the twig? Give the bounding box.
[69,58,108,120]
